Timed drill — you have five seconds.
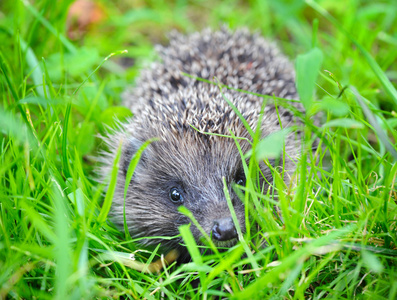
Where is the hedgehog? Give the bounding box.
[99,27,303,262]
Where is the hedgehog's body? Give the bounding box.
[100,28,302,261]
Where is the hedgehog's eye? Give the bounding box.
[236,178,246,186]
[235,173,246,186]
[169,187,183,203]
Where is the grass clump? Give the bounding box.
[1,0,396,299]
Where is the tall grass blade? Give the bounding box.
[97,142,122,224]
[123,138,157,239]
[351,87,397,160]
[51,180,71,300]
[296,47,323,111]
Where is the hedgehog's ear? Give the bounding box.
[122,137,148,176]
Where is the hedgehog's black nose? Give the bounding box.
[212,217,237,241]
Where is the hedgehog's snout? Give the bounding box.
[211,217,237,241]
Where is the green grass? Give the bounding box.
[1,0,397,299]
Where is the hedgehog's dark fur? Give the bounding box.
[99,27,303,262]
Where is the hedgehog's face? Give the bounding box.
[113,133,252,259]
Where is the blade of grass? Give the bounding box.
[62,102,72,178]
[73,50,128,96]
[350,87,397,160]
[216,85,255,138]
[295,47,323,111]
[51,180,71,300]
[0,52,29,125]
[178,224,207,286]
[123,138,158,239]
[97,141,122,224]
[223,177,260,276]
